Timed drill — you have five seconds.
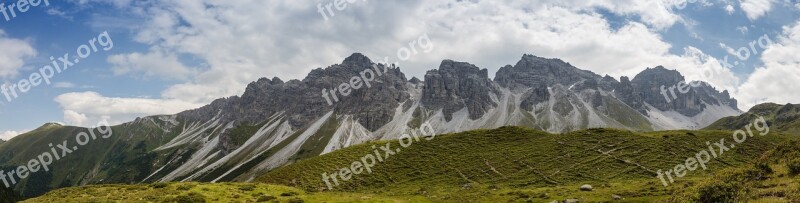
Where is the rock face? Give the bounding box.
[619,66,738,117]
[0,53,745,196]
[495,54,609,90]
[421,60,498,121]
[181,53,409,132]
[495,60,738,120]
[495,55,616,114]
[178,53,410,153]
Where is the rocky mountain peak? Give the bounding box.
[180,53,409,130]
[518,54,571,68]
[495,55,600,90]
[438,59,490,78]
[409,77,422,84]
[342,52,372,66]
[621,66,738,116]
[631,66,685,85]
[421,60,497,121]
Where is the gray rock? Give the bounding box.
[495,55,618,112]
[421,60,498,121]
[580,184,593,191]
[179,53,410,153]
[160,53,743,179]
[494,55,604,90]
[620,66,739,117]
[612,194,622,200]
[173,53,743,167]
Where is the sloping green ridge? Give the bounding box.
[257,126,791,201]
[0,119,187,197]
[21,182,427,203]
[706,102,800,134]
[19,126,800,202]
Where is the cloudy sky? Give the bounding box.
[0,0,798,140]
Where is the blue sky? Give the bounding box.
[0,0,799,140]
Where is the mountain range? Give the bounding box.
[0,53,743,198]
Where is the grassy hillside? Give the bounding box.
[0,118,187,198]
[22,182,427,203]
[257,126,796,202]
[706,103,800,134]
[18,125,800,202]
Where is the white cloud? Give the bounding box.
[736,26,749,34]
[735,21,800,110]
[46,8,73,20]
[119,0,695,103]
[725,4,736,14]
[108,49,195,80]
[719,43,740,56]
[672,46,740,92]
[0,130,28,141]
[0,30,36,79]
[565,0,685,30]
[69,0,133,8]
[54,82,78,88]
[55,91,203,126]
[739,0,775,20]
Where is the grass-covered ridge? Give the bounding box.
[0,118,188,198]
[21,182,427,203]
[20,126,800,202]
[257,126,795,202]
[706,102,800,134]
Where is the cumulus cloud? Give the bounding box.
[54,91,204,126]
[108,49,195,80]
[53,82,78,88]
[122,0,697,102]
[735,21,800,110]
[69,0,134,8]
[737,26,749,34]
[46,8,74,21]
[725,4,736,14]
[0,30,36,79]
[719,43,740,56]
[739,0,775,20]
[0,130,28,141]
